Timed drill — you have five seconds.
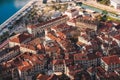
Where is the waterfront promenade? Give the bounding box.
[0,0,40,35]
[76,0,120,20]
[83,0,120,14]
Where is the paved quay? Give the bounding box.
[83,1,120,14]
[0,0,42,35]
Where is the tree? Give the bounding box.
[59,71,70,80]
[8,26,13,30]
[100,10,108,22]
[102,10,108,15]
[3,31,9,37]
[76,2,82,6]
[100,15,108,22]
[10,32,16,37]
[97,0,110,5]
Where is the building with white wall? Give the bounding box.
[20,44,37,54]
[101,55,120,71]
[27,15,68,37]
[65,9,79,19]
[52,0,72,3]
[9,33,32,47]
[110,0,120,10]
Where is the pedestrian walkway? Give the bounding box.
[83,1,120,14]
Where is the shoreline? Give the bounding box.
[0,0,38,35]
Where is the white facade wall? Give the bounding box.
[101,59,120,71]
[65,10,79,19]
[78,36,89,45]
[113,38,120,47]
[20,47,37,54]
[9,42,20,47]
[28,16,68,36]
[110,0,120,9]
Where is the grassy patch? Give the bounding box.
[83,3,118,15]
[99,0,110,6]
[107,16,120,22]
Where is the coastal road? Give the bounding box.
[77,0,120,20]
[83,0,120,14]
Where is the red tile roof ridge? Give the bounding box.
[20,44,36,51]
[28,15,68,29]
[10,33,32,43]
[18,61,32,71]
[102,55,120,65]
[36,74,49,80]
[113,34,120,40]
[53,59,65,65]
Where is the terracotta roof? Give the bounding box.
[2,52,44,72]
[74,53,99,61]
[27,25,37,28]
[77,41,85,46]
[38,54,45,61]
[37,74,49,80]
[28,15,67,29]
[65,59,73,65]
[47,33,57,41]
[53,59,65,65]
[96,66,108,78]
[87,53,99,60]
[45,41,60,53]
[37,74,58,80]
[77,15,95,21]
[68,64,82,71]
[47,74,58,80]
[111,40,118,46]
[22,53,43,64]
[57,32,66,39]
[51,24,72,32]
[66,9,77,13]
[96,66,118,78]
[18,61,32,71]
[74,53,86,60]
[102,55,120,65]
[87,67,96,73]
[10,33,32,43]
[106,22,113,28]
[83,16,92,20]
[20,44,36,51]
[37,44,42,50]
[68,18,76,23]
[113,34,120,40]
[28,38,41,46]
[85,45,93,50]
[96,52,103,57]
[58,39,74,51]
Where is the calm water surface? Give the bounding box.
[0,0,29,25]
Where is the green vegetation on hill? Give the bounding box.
[107,16,120,22]
[97,0,110,5]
